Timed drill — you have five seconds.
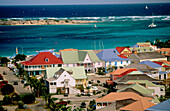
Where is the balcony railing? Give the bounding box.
[24,67,45,71]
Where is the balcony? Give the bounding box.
[24,67,45,71]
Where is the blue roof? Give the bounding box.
[159,71,167,74]
[97,49,129,62]
[130,44,139,48]
[138,61,162,68]
[146,99,170,111]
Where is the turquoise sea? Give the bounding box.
[0,4,170,56]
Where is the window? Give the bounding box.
[113,51,116,53]
[159,75,161,79]
[160,88,164,91]
[97,103,102,106]
[144,49,147,51]
[45,58,49,62]
[50,82,53,85]
[115,61,117,66]
[64,75,66,77]
[150,49,153,51]
[164,74,166,79]
[58,64,62,67]
[109,62,111,65]
[126,60,128,63]
[138,49,141,52]
[121,61,123,64]
[54,82,56,85]
[98,62,100,65]
[67,64,69,67]
[103,103,107,106]
[73,64,75,67]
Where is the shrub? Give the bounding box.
[97,80,100,84]
[93,84,98,86]
[21,94,35,104]
[3,95,11,105]
[88,81,92,84]
[96,91,101,94]
[76,94,81,97]
[65,20,69,23]
[18,101,24,109]
[1,84,14,95]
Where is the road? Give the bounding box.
[0,67,46,111]
[0,67,32,94]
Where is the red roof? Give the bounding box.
[21,52,63,65]
[118,54,128,59]
[163,65,170,68]
[110,68,138,78]
[153,61,164,66]
[116,47,132,54]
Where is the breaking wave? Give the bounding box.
[1,16,170,21]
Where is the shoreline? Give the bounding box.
[0,19,99,25]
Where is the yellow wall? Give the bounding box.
[121,48,131,54]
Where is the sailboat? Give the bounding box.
[94,24,97,28]
[145,5,148,10]
[148,14,156,28]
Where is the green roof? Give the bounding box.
[118,83,153,94]
[126,80,164,88]
[137,42,151,45]
[46,66,87,79]
[130,47,154,53]
[128,71,144,75]
[60,50,100,64]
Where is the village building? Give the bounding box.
[129,47,155,53]
[117,83,154,97]
[156,48,170,61]
[45,66,87,90]
[128,51,167,63]
[95,92,153,110]
[60,50,102,73]
[154,60,170,78]
[96,49,131,73]
[109,68,138,81]
[21,52,63,75]
[126,80,165,97]
[116,47,132,57]
[126,63,159,76]
[120,99,155,111]
[46,68,80,94]
[146,99,170,111]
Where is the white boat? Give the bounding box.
[94,24,97,28]
[148,14,156,28]
[145,5,148,10]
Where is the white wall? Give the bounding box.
[148,87,165,97]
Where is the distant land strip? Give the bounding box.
[0,19,99,25]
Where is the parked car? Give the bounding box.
[13,81,18,85]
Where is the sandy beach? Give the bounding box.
[0,19,99,25]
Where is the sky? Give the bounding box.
[0,0,170,5]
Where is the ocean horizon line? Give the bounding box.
[0,2,170,6]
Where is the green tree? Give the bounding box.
[3,95,11,105]
[0,57,9,66]
[18,101,24,109]
[1,84,14,95]
[87,100,96,111]
[14,54,26,62]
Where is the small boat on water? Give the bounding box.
[145,5,148,10]
[148,14,156,28]
[94,24,97,28]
